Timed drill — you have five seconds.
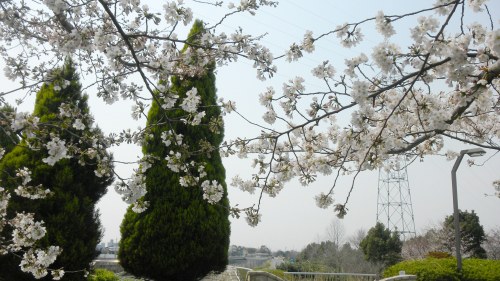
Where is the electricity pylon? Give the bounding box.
[377,155,416,240]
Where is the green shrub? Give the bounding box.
[461,259,500,281]
[88,269,119,281]
[384,258,459,281]
[384,258,500,281]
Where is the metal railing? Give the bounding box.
[283,272,378,281]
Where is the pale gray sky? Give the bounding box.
[2,0,499,252]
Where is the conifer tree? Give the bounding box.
[360,222,402,268]
[119,20,230,281]
[0,60,113,281]
[441,210,487,258]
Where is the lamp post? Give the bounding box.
[451,148,486,272]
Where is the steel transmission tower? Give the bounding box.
[377,155,416,240]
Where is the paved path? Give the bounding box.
[200,265,240,281]
[114,265,241,281]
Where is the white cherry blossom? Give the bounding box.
[375,11,396,38]
[0,0,499,278]
[42,137,70,166]
[180,87,201,113]
[201,180,224,204]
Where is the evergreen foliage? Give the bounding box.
[360,222,402,268]
[0,60,113,281]
[442,210,487,259]
[119,20,230,281]
[384,258,500,281]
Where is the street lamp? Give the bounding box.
[451,148,486,272]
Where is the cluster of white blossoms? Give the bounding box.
[11,112,40,135]
[0,105,112,278]
[115,172,147,205]
[1,166,56,276]
[10,213,46,250]
[372,42,400,74]
[4,210,64,279]
[335,23,364,48]
[163,0,193,26]
[15,167,52,199]
[375,11,396,38]
[20,246,63,279]
[180,88,201,113]
[1,0,499,278]
[0,188,9,251]
[201,180,224,204]
[42,136,69,166]
[344,53,368,78]
[161,130,184,147]
[222,0,500,224]
[230,175,257,194]
[494,180,500,198]
[244,207,261,227]
[315,192,334,209]
[311,61,336,80]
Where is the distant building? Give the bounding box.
[96,243,105,252]
[94,239,122,273]
[96,239,119,259]
[228,245,273,269]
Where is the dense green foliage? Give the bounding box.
[384,258,500,281]
[442,210,487,258]
[87,269,119,281]
[360,222,402,268]
[0,60,113,281]
[119,20,230,281]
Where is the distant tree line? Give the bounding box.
[277,220,383,274]
[277,210,497,275]
[229,245,276,257]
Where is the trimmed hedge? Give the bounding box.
[87,269,118,281]
[384,258,500,281]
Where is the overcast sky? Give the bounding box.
[2,0,499,252]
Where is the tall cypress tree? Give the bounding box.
[119,20,230,281]
[0,60,113,281]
